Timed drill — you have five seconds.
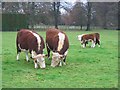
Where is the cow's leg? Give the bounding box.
[59,60,62,66]
[98,40,100,47]
[16,52,20,61]
[82,43,85,48]
[34,60,38,69]
[63,56,66,65]
[25,51,29,62]
[16,47,21,61]
[29,50,32,59]
[85,42,87,47]
[91,41,95,48]
[46,46,51,60]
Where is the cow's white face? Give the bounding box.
[36,54,46,68]
[78,34,84,41]
[51,52,63,67]
[78,35,84,45]
[78,35,82,41]
[32,51,46,68]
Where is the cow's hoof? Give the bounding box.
[27,60,30,62]
[51,65,55,68]
[63,62,66,65]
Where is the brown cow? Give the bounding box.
[46,28,69,67]
[16,29,46,68]
[78,33,100,48]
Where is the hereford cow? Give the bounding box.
[78,33,100,48]
[46,28,69,67]
[16,29,46,69]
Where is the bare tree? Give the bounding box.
[53,2,60,29]
[86,2,92,31]
[29,2,35,30]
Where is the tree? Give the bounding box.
[86,2,92,31]
[92,2,118,29]
[71,2,87,29]
[30,2,35,29]
[61,2,87,29]
[53,2,60,29]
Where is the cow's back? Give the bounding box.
[17,29,38,52]
[46,28,69,55]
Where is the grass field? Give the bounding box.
[1,30,118,88]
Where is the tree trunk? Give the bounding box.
[80,25,83,30]
[86,2,92,31]
[2,2,5,8]
[31,2,35,30]
[53,2,60,29]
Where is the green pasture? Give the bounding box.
[1,30,118,88]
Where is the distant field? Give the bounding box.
[2,30,118,88]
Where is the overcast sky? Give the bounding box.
[60,0,87,14]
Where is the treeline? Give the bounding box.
[1,2,119,31]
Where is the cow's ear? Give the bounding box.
[42,54,47,57]
[59,55,64,59]
[32,54,42,59]
[44,54,48,57]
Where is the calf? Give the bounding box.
[46,28,69,67]
[78,33,100,48]
[16,29,46,68]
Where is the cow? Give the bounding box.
[46,28,69,67]
[16,29,46,69]
[78,33,100,48]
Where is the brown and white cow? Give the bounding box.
[16,29,46,69]
[46,28,69,67]
[78,33,100,48]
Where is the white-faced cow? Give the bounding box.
[46,28,69,67]
[16,29,46,69]
[78,33,100,48]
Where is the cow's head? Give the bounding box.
[51,52,63,67]
[78,34,84,45]
[32,51,46,68]
[51,51,68,67]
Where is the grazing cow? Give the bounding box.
[16,29,46,69]
[46,28,69,67]
[78,33,100,48]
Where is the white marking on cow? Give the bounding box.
[78,34,84,41]
[46,43,51,50]
[82,44,85,48]
[94,37,96,42]
[25,51,29,62]
[18,44,26,52]
[88,39,92,42]
[91,40,95,48]
[64,50,68,56]
[57,32,65,51]
[31,50,37,58]
[63,62,66,65]
[34,61,38,69]
[29,31,41,50]
[16,53,20,60]
[52,52,60,58]
[59,61,62,66]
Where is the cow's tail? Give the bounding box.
[16,32,21,54]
